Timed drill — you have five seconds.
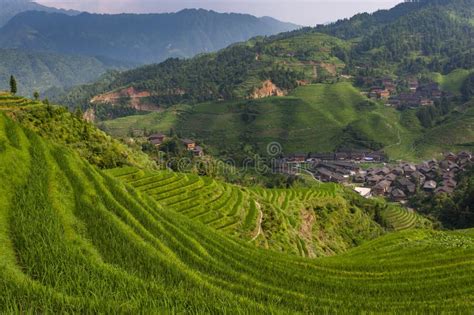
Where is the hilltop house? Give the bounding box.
[182,139,196,151]
[148,133,166,147]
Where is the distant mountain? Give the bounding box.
[0,0,79,27]
[53,0,474,160]
[0,48,132,94]
[0,9,300,64]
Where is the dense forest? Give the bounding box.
[0,49,130,94]
[0,9,298,64]
[53,0,474,112]
[411,166,474,229]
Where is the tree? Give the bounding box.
[9,75,17,95]
[33,91,40,101]
[461,73,474,101]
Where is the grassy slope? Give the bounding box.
[0,93,155,169]
[105,83,416,157]
[429,69,474,95]
[107,167,386,258]
[0,113,473,312]
[104,80,474,160]
[414,103,474,157]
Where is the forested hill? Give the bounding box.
[0,49,132,94]
[0,9,299,64]
[0,0,79,27]
[54,0,474,110]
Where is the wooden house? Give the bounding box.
[182,139,196,150]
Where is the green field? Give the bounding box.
[430,69,474,95]
[105,82,422,159]
[414,103,474,157]
[1,112,474,313]
[104,81,474,160]
[107,167,386,257]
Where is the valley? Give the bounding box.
[0,0,473,312]
[0,101,473,313]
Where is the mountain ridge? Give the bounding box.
[0,9,300,64]
[0,0,79,27]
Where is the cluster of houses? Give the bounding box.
[366,77,446,109]
[284,150,387,164]
[309,151,473,202]
[148,134,204,157]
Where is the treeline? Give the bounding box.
[461,72,474,101]
[57,44,308,110]
[260,66,304,90]
[416,97,454,128]
[411,166,474,229]
[356,6,474,74]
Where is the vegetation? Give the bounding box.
[411,166,474,229]
[0,1,473,312]
[461,72,474,101]
[108,167,389,257]
[0,94,154,169]
[46,0,474,161]
[0,113,473,313]
[103,83,425,160]
[0,49,131,94]
[53,32,349,109]
[9,75,16,95]
[0,0,78,27]
[0,9,298,64]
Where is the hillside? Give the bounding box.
[0,0,78,27]
[0,112,473,312]
[0,93,154,168]
[0,9,299,64]
[102,83,423,159]
[54,0,474,110]
[68,0,474,160]
[0,49,131,94]
[53,31,349,110]
[108,167,390,257]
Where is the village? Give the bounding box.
[148,133,205,157]
[292,151,474,202]
[362,76,448,109]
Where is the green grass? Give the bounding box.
[107,167,383,257]
[0,113,473,313]
[103,80,474,161]
[380,205,432,231]
[414,104,474,158]
[105,83,418,158]
[0,96,155,169]
[429,69,474,95]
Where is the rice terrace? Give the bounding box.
[1,0,474,313]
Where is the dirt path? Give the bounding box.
[250,202,263,242]
[385,127,402,149]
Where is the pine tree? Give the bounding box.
[33,91,40,101]
[9,75,17,95]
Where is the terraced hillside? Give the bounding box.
[104,83,418,158]
[0,94,154,169]
[380,205,432,231]
[0,93,43,108]
[108,167,384,257]
[1,113,474,313]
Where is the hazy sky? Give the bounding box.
[36,0,402,26]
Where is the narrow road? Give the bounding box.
[250,203,263,242]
